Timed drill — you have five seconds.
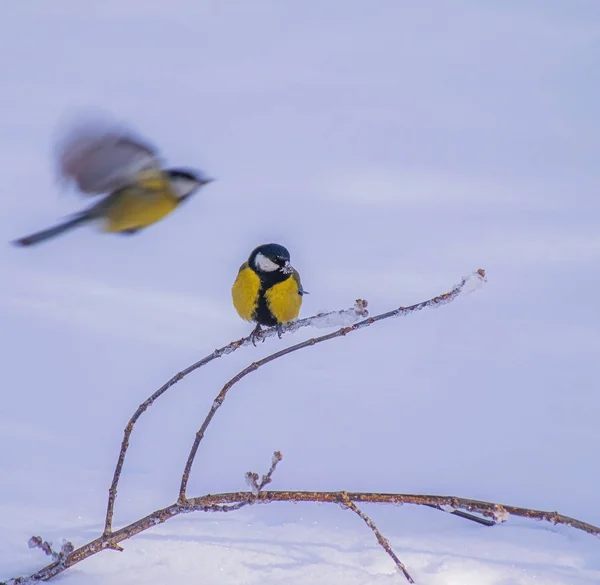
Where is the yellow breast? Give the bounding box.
[102,173,179,233]
[231,264,261,322]
[265,276,302,323]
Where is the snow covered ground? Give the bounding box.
[1,1,599,583]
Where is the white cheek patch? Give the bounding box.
[255,252,280,272]
[172,177,199,198]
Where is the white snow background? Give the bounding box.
[1,1,599,584]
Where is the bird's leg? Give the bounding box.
[275,323,284,339]
[250,323,263,347]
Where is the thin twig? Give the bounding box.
[187,451,285,515]
[246,451,283,495]
[104,301,368,533]
[341,492,415,583]
[10,488,599,583]
[179,270,486,501]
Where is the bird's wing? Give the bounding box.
[56,119,163,195]
[291,269,308,295]
[237,261,249,274]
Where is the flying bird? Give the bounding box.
[13,117,214,247]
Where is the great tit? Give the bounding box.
[12,120,214,247]
[231,243,308,345]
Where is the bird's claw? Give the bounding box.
[249,323,284,346]
[250,324,263,347]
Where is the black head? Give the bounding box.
[249,243,292,274]
[166,168,215,201]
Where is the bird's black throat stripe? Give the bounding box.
[252,269,291,326]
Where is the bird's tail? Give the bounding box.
[12,213,90,247]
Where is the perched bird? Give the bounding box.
[13,118,214,247]
[232,243,308,345]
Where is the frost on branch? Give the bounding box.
[27,537,73,562]
[245,451,283,496]
[309,299,369,329]
[439,504,456,514]
[492,505,510,523]
[245,472,261,496]
[219,299,369,353]
[460,268,487,297]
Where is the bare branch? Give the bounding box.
[340,492,414,583]
[179,270,486,501]
[10,488,600,583]
[192,490,600,537]
[104,301,368,533]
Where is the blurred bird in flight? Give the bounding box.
[13,115,214,247]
